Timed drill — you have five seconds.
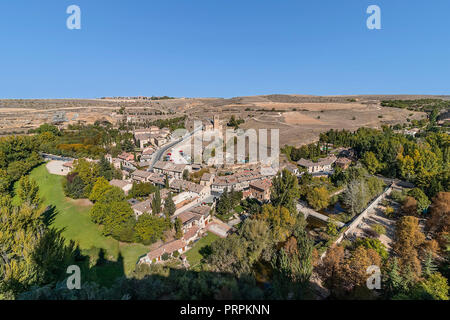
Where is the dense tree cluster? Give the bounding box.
[216,188,243,219]
[63,158,121,199]
[0,135,42,194]
[0,179,76,299]
[128,182,157,200]
[88,178,171,244]
[35,123,135,159]
[227,115,245,129]
[148,116,186,131]
[281,142,326,162]
[320,127,449,198]
[319,192,449,300]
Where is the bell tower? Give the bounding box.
[213,115,220,130]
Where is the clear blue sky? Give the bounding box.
[0,0,449,98]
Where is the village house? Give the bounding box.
[62,161,74,174]
[134,126,160,135]
[154,136,168,147]
[140,147,155,161]
[260,165,278,177]
[147,173,170,188]
[132,199,153,217]
[105,154,121,170]
[139,204,214,266]
[282,163,299,175]
[335,157,352,170]
[182,226,201,244]
[242,189,252,199]
[118,152,134,162]
[139,239,188,265]
[172,192,201,210]
[131,170,154,183]
[211,171,264,194]
[200,173,215,187]
[109,179,133,196]
[169,179,210,197]
[297,155,337,174]
[131,169,168,187]
[249,179,272,202]
[337,148,356,160]
[174,205,212,233]
[153,161,188,180]
[106,152,137,171]
[134,133,154,149]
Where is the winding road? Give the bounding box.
[148,126,202,171]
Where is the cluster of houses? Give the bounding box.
[103,127,172,173]
[133,127,171,149]
[296,149,354,176]
[138,204,213,265]
[63,130,355,267]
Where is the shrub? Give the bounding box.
[371,224,386,236]
[161,253,170,261]
[365,228,379,238]
[355,238,388,260]
[384,206,395,218]
[390,190,405,203]
[326,219,339,236]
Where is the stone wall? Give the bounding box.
[320,183,394,259]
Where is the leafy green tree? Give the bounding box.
[17,175,41,207]
[98,186,126,203]
[174,218,183,240]
[164,174,170,189]
[129,182,157,199]
[407,188,431,214]
[0,168,10,194]
[216,188,232,216]
[326,219,339,236]
[135,214,170,245]
[34,123,60,135]
[72,159,100,197]
[271,226,313,299]
[0,194,75,299]
[306,186,329,210]
[271,169,300,213]
[260,205,296,243]
[343,179,369,216]
[355,238,388,260]
[63,173,86,199]
[7,161,29,182]
[98,157,116,181]
[417,272,449,300]
[164,192,176,218]
[207,235,251,275]
[89,177,111,202]
[422,251,438,278]
[383,258,405,297]
[151,188,162,215]
[102,201,135,238]
[362,151,382,174]
[161,253,170,261]
[90,201,110,224]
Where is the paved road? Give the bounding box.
[148,126,202,171]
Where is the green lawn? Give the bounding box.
[185,232,220,268]
[25,164,149,277]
